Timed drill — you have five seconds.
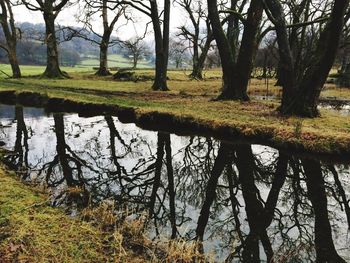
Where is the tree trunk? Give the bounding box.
[266,0,349,117]
[235,144,266,262]
[149,132,166,214]
[0,0,21,78]
[190,34,212,80]
[153,42,168,90]
[151,0,170,91]
[264,0,296,112]
[133,53,138,69]
[196,143,232,241]
[96,1,113,76]
[208,0,263,100]
[232,0,264,101]
[207,0,236,99]
[42,12,67,78]
[282,0,349,117]
[303,159,346,263]
[190,37,201,79]
[95,35,111,76]
[164,134,177,239]
[7,43,21,78]
[54,114,74,184]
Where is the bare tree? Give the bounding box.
[119,36,150,69]
[0,0,21,78]
[175,0,213,79]
[22,0,72,78]
[264,0,350,117]
[207,0,264,100]
[169,38,187,69]
[116,0,171,91]
[73,0,126,76]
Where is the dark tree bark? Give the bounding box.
[118,0,171,90]
[94,0,123,76]
[53,113,90,208]
[235,146,289,262]
[14,106,29,170]
[264,0,350,117]
[4,106,29,177]
[0,0,21,78]
[95,32,112,76]
[287,0,349,117]
[149,132,166,215]
[231,0,264,100]
[150,0,170,91]
[207,0,263,100]
[164,134,177,239]
[195,143,233,241]
[43,11,66,78]
[303,159,346,263]
[54,114,75,184]
[22,0,71,78]
[96,10,112,76]
[191,39,211,79]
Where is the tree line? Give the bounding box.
[0,0,349,117]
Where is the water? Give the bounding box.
[319,101,350,116]
[0,104,349,262]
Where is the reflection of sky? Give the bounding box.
[1,104,349,262]
[320,104,350,116]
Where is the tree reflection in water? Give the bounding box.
[1,105,349,262]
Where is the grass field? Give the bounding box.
[0,54,153,78]
[79,54,153,69]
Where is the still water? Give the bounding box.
[0,104,349,262]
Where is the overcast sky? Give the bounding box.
[12,3,186,41]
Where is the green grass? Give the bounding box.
[0,54,153,78]
[0,161,207,262]
[0,164,142,262]
[0,64,94,77]
[0,65,350,154]
[80,54,153,69]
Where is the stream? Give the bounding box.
[0,103,349,262]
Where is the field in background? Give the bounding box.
[0,54,153,78]
[0,64,348,101]
[79,54,153,69]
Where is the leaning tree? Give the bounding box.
[0,0,21,78]
[264,0,350,117]
[116,0,171,91]
[22,0,72,78]
[207,0,264,100]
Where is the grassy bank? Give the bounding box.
[0,163,148,262]
[0,164,207,262]
[0,67,349,155]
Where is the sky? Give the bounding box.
[12,2,186,41]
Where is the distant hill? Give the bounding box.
[0,22,154,68]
